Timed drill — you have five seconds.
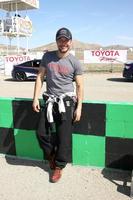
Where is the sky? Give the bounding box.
[0,0,133,49]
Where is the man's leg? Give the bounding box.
[36,107,56,163]
[55,100,74,168]
[50,102,74,183]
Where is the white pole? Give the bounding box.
[6,34,8,55]
[26,36,29,53]
[17,34,19,55]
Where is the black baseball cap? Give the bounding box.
[56,27,72,40]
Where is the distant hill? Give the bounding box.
[103,44,130,50]
[30,39,96,52]
[30,40,131,52]
[0,40,132,55]
[29,40,133,62]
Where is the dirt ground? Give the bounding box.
[0,156,131,200]
[0,72,133,103]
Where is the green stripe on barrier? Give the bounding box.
[14,129,43,160]
[72,134,105,167]
[106,104,133,121]
[106,104,133,138]
[0,99,13,128]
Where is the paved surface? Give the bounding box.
[0,156,131,200]
[0,71,133,200]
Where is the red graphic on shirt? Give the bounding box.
[48,63,70,75]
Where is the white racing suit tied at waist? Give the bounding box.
[43,92,76,123]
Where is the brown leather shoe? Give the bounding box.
[51,167,62,183]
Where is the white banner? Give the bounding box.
[84,50,127,64]
[2,16,32,36]
[4,54,35,76]
[16,17,32,35]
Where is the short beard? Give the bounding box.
[58,47,69,54]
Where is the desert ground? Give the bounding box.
[0,72,133,103]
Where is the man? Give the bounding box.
[32,27,83,183]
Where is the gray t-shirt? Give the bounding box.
[40,51,83,96]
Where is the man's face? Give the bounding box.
[56,37,72,53]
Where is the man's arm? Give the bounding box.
[32,66,46,112]
[74,74,84,122]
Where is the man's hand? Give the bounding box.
[73,107,82,122]
[32,99,40,112]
